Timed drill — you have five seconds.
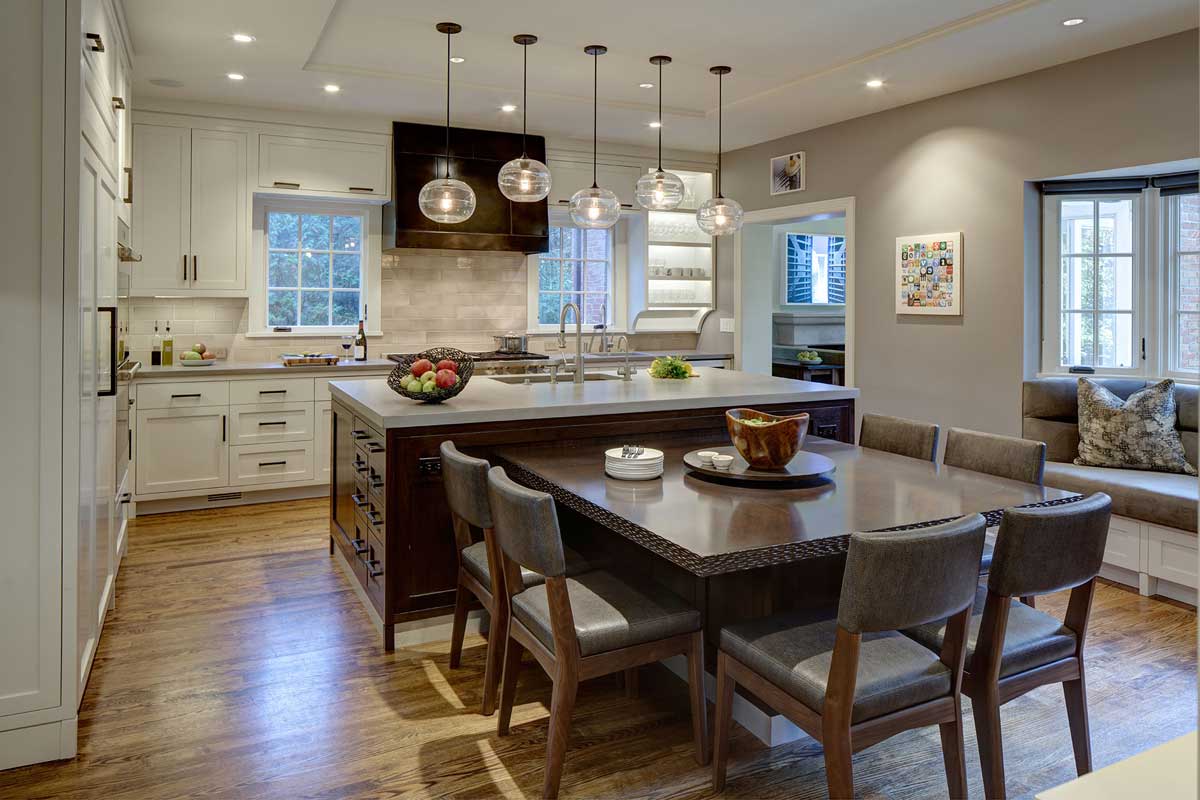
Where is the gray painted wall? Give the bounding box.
[721,30,1198,437]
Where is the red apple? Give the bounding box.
[435,359,458,374]
[434,369,457,390]
[411,358,435,377]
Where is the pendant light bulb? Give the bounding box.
[419,23,476,224]
[636,55,685,211]
[498,34,553,203]
[697,65,743,235]
[569,45,621,229]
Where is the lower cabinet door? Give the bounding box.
[229,441,314,486]
[1147,525,1199,589]
[135,406,228,494]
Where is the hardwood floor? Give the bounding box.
[1,498,1194,799]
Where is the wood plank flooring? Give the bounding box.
[0,498,1194,799]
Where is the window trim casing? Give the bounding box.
[1164,191,1199,379]
[526,210,629,334]
[248,197,383,338]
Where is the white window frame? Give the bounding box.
[248,197,383,337]
[526,210,629,334]
[1164,191,1200,379]
[1041,192,1144,376]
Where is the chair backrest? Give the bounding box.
[486,466,566,579]
[988,493,1112,598]
[859,413,940,462]
[943,427,1046,485]
[837,514,987,634]
[440,441,493,530]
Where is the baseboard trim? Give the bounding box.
[135,484,327,515]
[0,717,77,771]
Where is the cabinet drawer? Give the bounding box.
[334,516,369,588]
[1147,525,1198,589]
[136,380,229,409]
[356,492,385,537]
[365,530,386,614]
[229,402,314,445]
[259,135,388,197]
[229,441,314,486]
[1103,516,1142,572]
[229,377,314,405]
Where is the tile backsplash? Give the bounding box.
[126,249,698,363]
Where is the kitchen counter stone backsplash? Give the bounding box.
[126,250,697,363]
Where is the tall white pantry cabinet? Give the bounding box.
[0,0,131,769]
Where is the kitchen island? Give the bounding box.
[327,368,857,649]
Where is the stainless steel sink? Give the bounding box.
[488,372,623,384]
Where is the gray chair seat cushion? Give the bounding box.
[1043,461,1198,532]
[720,609,952,724]
[513,570,700,657]
[904,586,1077,678]
[461,541,596,590]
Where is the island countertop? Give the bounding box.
[329,368,859,430]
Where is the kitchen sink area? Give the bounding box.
[488,372,625,384]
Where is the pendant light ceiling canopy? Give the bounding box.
[696,65,743,236]
[569,45,621,229]
[635,55,685,211]
[498,34,552,203]
[418,22,476,224]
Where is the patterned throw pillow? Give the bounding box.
[1075,378,1197,475]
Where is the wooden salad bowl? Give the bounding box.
[725,408,810,469]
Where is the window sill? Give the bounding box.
[1035,370,1198,386]
[246,330,384,339]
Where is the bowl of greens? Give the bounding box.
[796,349,823,365]
[648,355,696,380]
[725,408,810,469]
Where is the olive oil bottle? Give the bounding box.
[162,321,174,366]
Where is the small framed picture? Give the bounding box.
[770,152,806,195]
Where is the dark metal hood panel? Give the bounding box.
[387,121,549,254]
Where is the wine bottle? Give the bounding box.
[353,320,367,361]
[151,320,162,366]
[162,321,174,366]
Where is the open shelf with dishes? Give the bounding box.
[645,169,716,310]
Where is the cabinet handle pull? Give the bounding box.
[367,511,383,524]
[193,255,198,282]
[258,460,287,467]
[171,393,202,398]
[273,181,300,189]
[259,389,287,395]
[123,166,132,204]
[366,559,384,578]
[222,415,226,442]
[351,493,368,507]
[183,254,188,281]
[258,420,286,426]
[366,443,384,453]
[350,429,369,439]
[86,32,104,52]
[112,96,126,110]
[352,537,369,555]
[355,463,368,474]
[348,186,375,193]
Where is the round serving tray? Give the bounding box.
[683,445,836,487]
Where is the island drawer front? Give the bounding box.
[229,441,314,486]
[367,448,387,496]
[228,402,314,445]
[364,530,387,615]
[356,492,385,536]
[229,377,315,405]
[137,381,229,409]
[334,516,368,588]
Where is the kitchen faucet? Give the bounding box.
[614,335,635,381]
[558,302,585,384]
[588,301,610,353]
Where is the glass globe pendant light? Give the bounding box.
[498,34,552,202]
[418,22,476,224]
[696,66,744,236]
[568,45,621,229]
[635,55,685,210]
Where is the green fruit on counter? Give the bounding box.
[180,350,202,360]
[192,342,206,354]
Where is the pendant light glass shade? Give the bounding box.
[419,178,477,223]
[420,23,475,224]
[569,186,622,228]
[696,195,744,236]
[636,169,685,210]
[499,35,552,203]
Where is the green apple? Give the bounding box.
[180,350,201,361]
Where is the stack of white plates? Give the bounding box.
[604,446,665,481]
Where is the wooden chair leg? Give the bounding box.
[1020,595,1036,608]
[711,652,735,793]
[939,706,968,800]
[623,667,639,698]
[448,578,471,670]
[821,723,854,799]
[496,638,524,736]
[1062,673,1093,776]
[542,671,579,800]
[687,631,710,766]
[480,598,507,716]
[971,692,1007,800]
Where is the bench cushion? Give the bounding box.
[1044,462,1198,532]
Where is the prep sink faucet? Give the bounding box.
[558,302,585,384]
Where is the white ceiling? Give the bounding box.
[124,0,1198,152]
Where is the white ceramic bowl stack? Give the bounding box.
[604,446,665,481]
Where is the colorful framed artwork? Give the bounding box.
[895,232,963,315]
[770,151,806,195]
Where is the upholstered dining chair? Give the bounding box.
[903,493,1112,800]
[440,442,595,716]
[487,466,708,799]
[858,413,940,461]
[711,514,987,800]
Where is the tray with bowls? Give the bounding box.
[388,347,474,404]
[605,445,664,481]
[683,445,835,487]
[281,353,339,367]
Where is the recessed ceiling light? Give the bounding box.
[227,72,245,81]
[449,56,465,64]
[865,79,884,89]
[500,103,517,112]
[324,84,340,93]
[231,33,255,43]
[639,82,654,89]
[648,120,662,128]
[1062,17,1085,26]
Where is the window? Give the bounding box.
[784,234,846,305]
[1168,193,1200,372]
[535,225,613,326]
[265,209,366,329]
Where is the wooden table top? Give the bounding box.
[494,435,1081,577]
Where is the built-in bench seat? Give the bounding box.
[1023,378,1198,604]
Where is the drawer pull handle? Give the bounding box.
[258,421,287,426]
[171,393,202,399]
[112,96,126,110]
[355,463,368,473]
[183,254,188,281]
[348,186,375,193]
[350,430,369,439]
[123,166,132,204]
[259,389,287,395]
[273,181,300,189]
[367,511,383,524]
[351,493,368,507]
[366,559,384,578]
[367,443,385,453]
[417,456,442,476]
[86,32,104,52]
[258,460,287,467]
[352,537,369,555]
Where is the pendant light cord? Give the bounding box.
[591,50,598,189]
[521,43,528,157]
[716,70,723,198]
[444,29,451,180]
[656,61,663,171]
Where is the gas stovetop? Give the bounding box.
[387,350,549,363]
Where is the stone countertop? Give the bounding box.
[130,359,396,379]
[329,367,858,430]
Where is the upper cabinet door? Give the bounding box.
[259,135,388,198]
[189,129,247,292]
[131,124,190,293]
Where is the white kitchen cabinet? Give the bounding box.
[189,129,247,291]
[229,402,314,445]
[259,135,388,199]
[135,379,228,410]
[230,441,315,486]
[135,406,228,494]
[113,45,132,226]
[316,401,332,482]
[228,377,314,405]
[547,159,641,208]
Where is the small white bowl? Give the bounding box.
[711,454,734,471]
[697,450,719,466]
